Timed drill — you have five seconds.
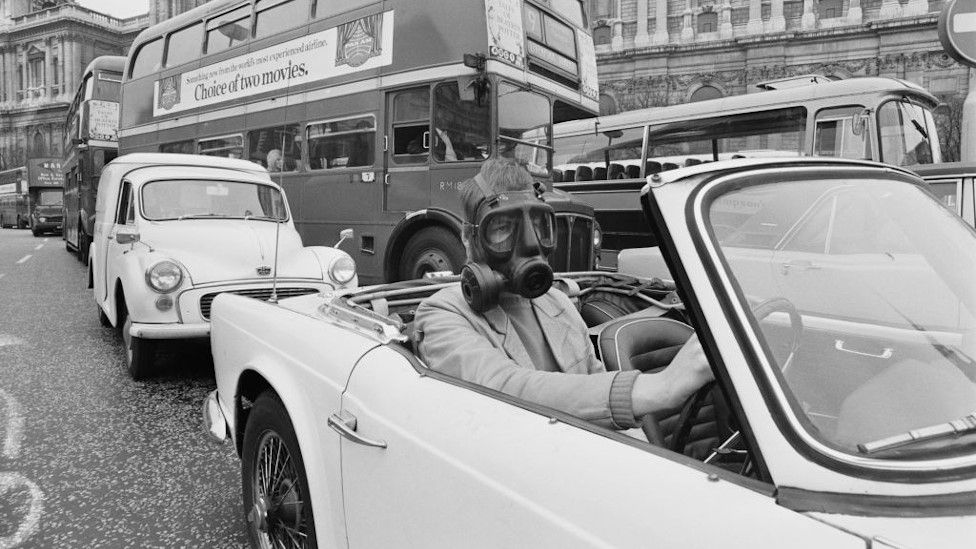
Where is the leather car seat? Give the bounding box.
[576,165,593,181]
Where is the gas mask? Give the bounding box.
[461,175,557,312]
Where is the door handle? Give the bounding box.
[780,260,821,275]
[328,412,387,448]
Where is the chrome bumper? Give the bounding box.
[129,321,210,339]
[202,390,229,443]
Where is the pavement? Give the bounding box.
[0,228,247,548]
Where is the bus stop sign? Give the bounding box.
[940,0,976,68]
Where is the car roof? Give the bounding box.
[113,162,278,188]
[647,157,921,188]
[909,161,976,179]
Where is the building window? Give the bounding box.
[52,56,59,85]
[593,24,612,45]
[591,0,613,19]
[819,0,843,19]
[697,12,718,34]
[690,85,723,102]
[29,57,44,89]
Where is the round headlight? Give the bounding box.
[329,255,356,285]
[39,217,47,223]
[593,226,602,249]
[146,260,184,293]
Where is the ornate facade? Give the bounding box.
[0,0,204,170]
[589,0,971,160]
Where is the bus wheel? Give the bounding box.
[398,226,465,281]
[121,310,155,380]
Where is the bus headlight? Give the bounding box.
[39,217,47,223]
[146,260,184,293]
[593,224,602,249]
[328,255,356,285]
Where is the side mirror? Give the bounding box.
[335,228,354,248]
[115,230,140,245]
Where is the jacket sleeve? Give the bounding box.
[415,292,639,429]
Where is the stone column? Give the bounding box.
[801,0,816,29]
[847,0,863,23]
[681,6,694,42]
[878,0,902,19]
[720,1,733,38]
[611,20,624,51]
[57,35,65,97]
[635,0,651,47]
[0,47,6,104]
[769,0,786,31]
[15,43,23,102]
[45,39,54,99]
[70,35,80,94]
[653,0,669,45]
[747,0,763,34]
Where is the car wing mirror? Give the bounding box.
[115,230,140,245]
[335,228,354,248]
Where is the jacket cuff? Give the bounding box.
[609,370,641,429]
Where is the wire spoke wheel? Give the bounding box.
[250,430,309,548]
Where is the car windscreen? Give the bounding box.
[140,179,287,221]
[36,188,63,206]
[705,175,976,461]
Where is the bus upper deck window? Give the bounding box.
[255,0,308,38]
[206,5,252,54]
[166,22,203,68]
[130,38,163,79]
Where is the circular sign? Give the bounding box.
[939,0,976,68]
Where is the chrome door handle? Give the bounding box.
[328,412,387,448]
[835,339,893,359]
[780,260,821,275]
[106,234,114,240]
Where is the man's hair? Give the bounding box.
[459,158,535,262]
[460,158,535,223]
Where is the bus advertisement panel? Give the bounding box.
[120,0,600,284]
[552,77,945,267]
[26,158,63,237]
[0,167,27,229]
[63,56,124,263]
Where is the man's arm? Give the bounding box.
[415,292,639,429]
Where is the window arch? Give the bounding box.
[32,131,47,157]
[591,0,614,19]
[689,85,723,103]
[599,93,618,115]
[697,11,718,34]
[593,24,612,46]
[819,0,844,19]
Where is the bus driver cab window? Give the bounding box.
[392,87,430,163]
[432,81,490,162]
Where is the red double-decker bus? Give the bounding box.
[119,0,600,283]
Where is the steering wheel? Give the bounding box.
[751,296,803,373]
[643,297,803,456]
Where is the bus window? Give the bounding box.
[96,71,122,101]
[255,0,308,38]
[206,5,252,54]
[166,22,203,67]
[130,38,163,79]
[311,0,373,17]
[646,107,806,166]
[554,126,643,180]
[815,107,870,160]
[160,140,195,154]
[878,99,940,167]
[307,115,376,170]
[198,135,244,158]
[392,87,430,164]
[498,83,552,176]
[83,75,94,100]
[247,125,302,172]
[432,82,490,162]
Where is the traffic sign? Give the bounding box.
[940,0,976,67]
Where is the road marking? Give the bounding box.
[42,238,48,243]
[0,472,45,548]
[0,389,23,460]
[0,335,24,348]
[0,274,5,281]
[33,244,43,251]
[15,255,31,265]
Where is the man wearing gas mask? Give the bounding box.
[415,159,713,430]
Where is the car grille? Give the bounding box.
[199,287,320,320]
[549,215,594,272]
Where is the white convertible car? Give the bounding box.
[204,158,976,548]
[90,153,357,379]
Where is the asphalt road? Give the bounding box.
[0,228,247,548]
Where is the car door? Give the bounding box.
[336,346,863,548]
[102,180,136,314]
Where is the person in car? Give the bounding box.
[415,159,714,431]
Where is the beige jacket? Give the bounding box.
[414,285,640,429]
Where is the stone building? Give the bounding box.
[588,0,971,160]
[0,0,205,170]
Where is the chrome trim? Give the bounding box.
[317,297,407,345]
[202,390,228,443]
[328,411,387,448]
[129,321,210,339]
[691,165,976,473]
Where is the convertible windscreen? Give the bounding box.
[706,176,976,460]
[141,180,287,221]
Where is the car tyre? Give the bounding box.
[121,312,155,380]
[97,304,112,328]
[398,226,465,281]
[77,231,90,265]
[242,391,317,549]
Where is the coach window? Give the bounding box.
[206,5,252,54]
[248,125,302,172]
[166,22,203,67]
[160,140,195,154]
[198,135,244,159]
[311,0,372,17]
[255,0,308,38]
[814,107,870,160]
[392,87,430,164]
[432,82,489,162]
[307,115,376,170]
[130,38,163,79]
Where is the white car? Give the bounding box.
[90,153,357,379]
[204,158,976,548]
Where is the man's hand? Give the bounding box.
[631,334,714,417]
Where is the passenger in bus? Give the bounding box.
[414,159,714,432]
